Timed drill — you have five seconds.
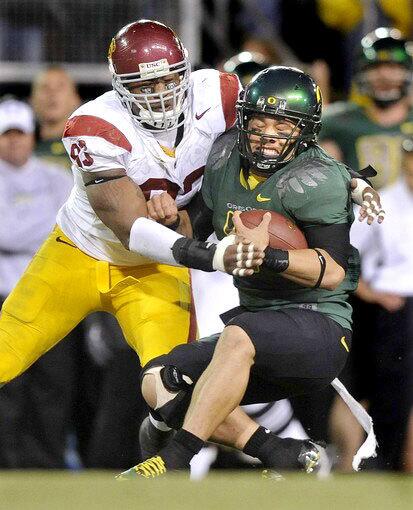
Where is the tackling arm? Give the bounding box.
[83,170,263,275]
[82,167,146,247]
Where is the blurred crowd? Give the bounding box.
[0,0,413,475]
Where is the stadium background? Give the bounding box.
[1,1,413,508]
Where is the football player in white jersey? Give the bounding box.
[0,20,263,390]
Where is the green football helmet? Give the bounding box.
[355,27,413,107]
[237,66,322,174]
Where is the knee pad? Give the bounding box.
[143,365,193,429]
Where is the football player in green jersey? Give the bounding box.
[320,27,413,190]
[118,66,380,479]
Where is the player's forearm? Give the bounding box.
[281,248,345,290]
[175,211,193,238]
[86,175,148,248]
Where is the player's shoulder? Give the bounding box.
[277,145,350,198]
[205,127,238,171]
[190,69,241,133]
[63,91,135,153]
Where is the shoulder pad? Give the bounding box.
[206,127,238,170]
[276,147,342,198]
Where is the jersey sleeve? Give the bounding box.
[282,163,351,226]
[201,128,238,209]
[62,114,132,173]
[191,69,242,135]
[219,72,242,130]
[201,163,215,210]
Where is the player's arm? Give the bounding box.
[278,223,349,289]
[82,167,147,246]
[233,212,347,290]
[83,170,262,275]
[146,191,214,240]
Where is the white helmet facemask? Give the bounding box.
[110,56,191,131]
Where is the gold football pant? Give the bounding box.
[0,227,195,384]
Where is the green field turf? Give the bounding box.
[1,471,412,510]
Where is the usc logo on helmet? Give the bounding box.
[108,38,116,60]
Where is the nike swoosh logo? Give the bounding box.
[256,194,271,202]
[195,108,211,120]
[56,236,78,249]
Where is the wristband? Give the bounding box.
[212,235,236,272]
[264,247,289,272]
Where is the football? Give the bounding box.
[239,209,308,250]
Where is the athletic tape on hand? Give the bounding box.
[351,178,370,205]
[212,234,237,272]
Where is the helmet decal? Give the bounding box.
[108,38,116,60]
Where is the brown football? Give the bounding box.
[239,209,308,250]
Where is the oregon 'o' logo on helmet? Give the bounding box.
[236,65,322,174]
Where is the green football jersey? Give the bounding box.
[320,101,413,189]
[35,138,72,171]
[202,131,359,331]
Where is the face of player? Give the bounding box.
[402,152,413,192]
[247,115,300,159]
[31,69,80,125]
[128,73,181,113]
[0,129,34,167]
[364,62,409,103]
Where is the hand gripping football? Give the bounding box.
[239,209,308,250]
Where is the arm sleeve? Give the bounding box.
[185,192,215,241]
[304,223,351,270]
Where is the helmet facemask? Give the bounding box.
[356,63,412,108]
[355,28,413,108]
[237,106,320,175]
[111,57,191,131]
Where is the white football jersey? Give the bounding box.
[58,69,241,265]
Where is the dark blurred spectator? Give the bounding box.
[349,137,413,470]
[0,98,73,468]
[31,66,81,169]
